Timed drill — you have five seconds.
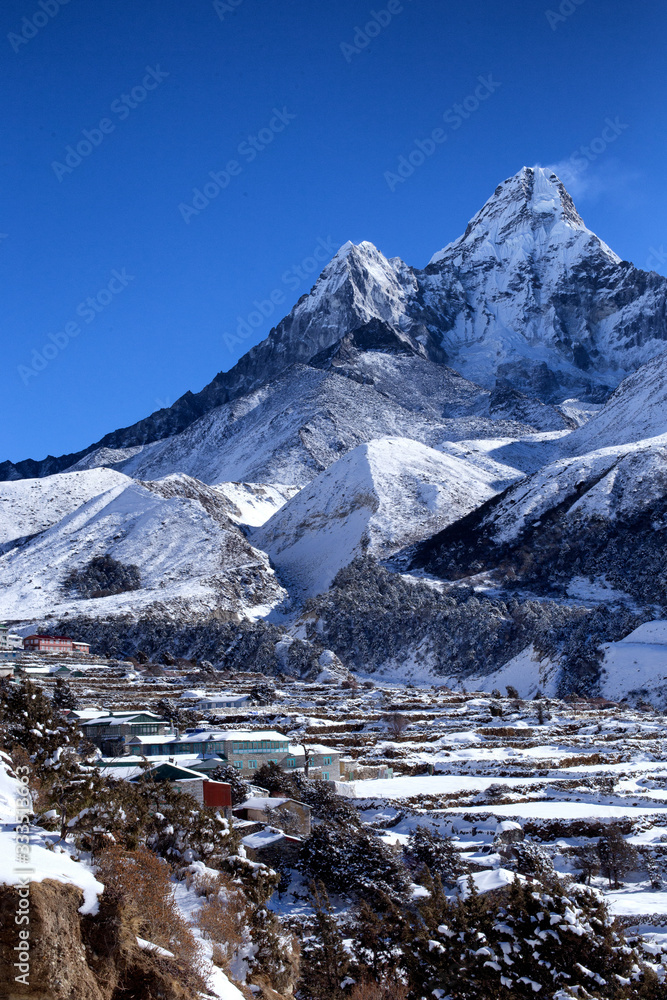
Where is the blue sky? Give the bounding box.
[2,0,666,462]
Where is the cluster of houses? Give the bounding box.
[0,625,396,865]
[123,758,313,863]
[70,707,347,864]
[78,710,343,782]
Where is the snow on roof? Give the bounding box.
[286,742,340,756]
[182,729,288,741]
[82,711,164,726]
[128,734,175,744]
[138,763,205,780]
[241,828,286,849]
[239,796,292,810]
[72,708,106,720]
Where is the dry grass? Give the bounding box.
[191,869,250,973]
[348,975,409,1000]
[95,845,204,978]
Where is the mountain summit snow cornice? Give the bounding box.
[4,166,667,481]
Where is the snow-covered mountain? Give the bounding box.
[411,437,667,609]
[0,467,129,553]
[422,167,667,398]
[5,166,667,482]
[0,471,284,624]
[252,437,515,597]
[567,349,667,453]
[110,324,565,486]
[6,165,667,700]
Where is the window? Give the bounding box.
[286,758,296,768]
[234,760,243,769]
[322,773,329,780]
[322,756,332,765]
[248,760,257,769]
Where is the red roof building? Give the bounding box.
[23,635,90,655]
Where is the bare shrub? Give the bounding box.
[194,871,250,972]
[348,976,409,1000]
[385,712,408,737]
[64,553,141,599]
[95,846,204,977]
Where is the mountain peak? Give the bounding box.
[430,165,591,265]
[486,165,586,227]
[333,239,379,259]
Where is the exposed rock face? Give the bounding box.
[422,167,667,398]
[112,330,565,486]
[4,166,667,481]
[0,880,198,1000]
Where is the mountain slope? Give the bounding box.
[0,467,129,552]
[567,349,667,453]
[0,471,284,624]
[5,166,667,481]
[108,325,565,486]
[0,241,421,481]
[252,437,513,597]
[410,440,667,606]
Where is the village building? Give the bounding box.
[23,634,90,655]
[0,623,25,663]
[195,692,252,711]
[81,711,175,756]
[233,795,311,837]
[240,828,303,866]
[123,729,343,779]
[126,728,291,767]
[130,761,233,811]
[0,623,24,650]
